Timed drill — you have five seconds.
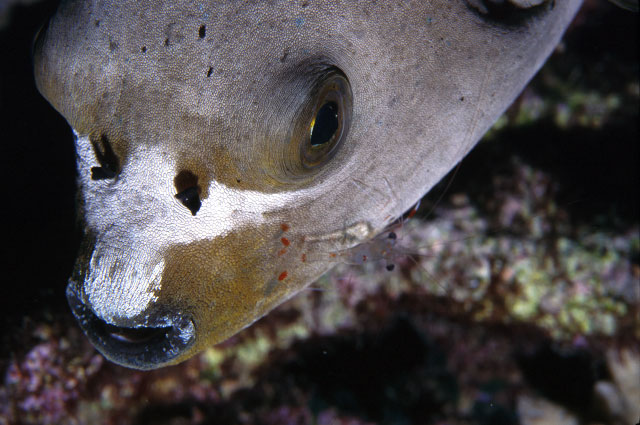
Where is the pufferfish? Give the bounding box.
[33,0,582,369]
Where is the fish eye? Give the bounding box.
[310,101,339,147]
[299,70,352,170]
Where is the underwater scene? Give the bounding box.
[0,0,638,424]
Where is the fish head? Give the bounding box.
[33,0,581,369]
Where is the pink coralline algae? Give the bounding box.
[3,327,103,425]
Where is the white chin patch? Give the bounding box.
[84,244,165,323]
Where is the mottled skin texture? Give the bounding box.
[33,0,582,369]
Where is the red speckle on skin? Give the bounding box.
[301,253,307,262]
[362,255,367,262]
[281,237,290,247]
[278,271,288,281]
[329,253,336,258]
[281,223,290,232]
[407,207,418,219]
[278,248,287,256]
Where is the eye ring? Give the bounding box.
[299,70,352,170]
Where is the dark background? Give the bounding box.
[1,0,79,355]
[1,0,637,383]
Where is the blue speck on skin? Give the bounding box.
[426,17,434,24]
[295,17,305,27]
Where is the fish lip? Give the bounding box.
[66,282,195,370]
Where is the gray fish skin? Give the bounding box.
[33,0,582,369]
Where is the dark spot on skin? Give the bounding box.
[198,24,206,39]
[90,134,119,180]
[460,96,465,101]
[388,232,397,240]
[174,170,202,215]
[94,19,100,27]
[164,38,169,46]
[236,178,241,183]
[109,41,118,51]
[280,50,289,62]
[386,264,395,271]
[141,46,147,53]
[206,67,213,77]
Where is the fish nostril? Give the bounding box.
[90,133,120,180]
[174,169,202,215]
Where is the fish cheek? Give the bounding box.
[154,222,305,361]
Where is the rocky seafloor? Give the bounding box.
[1,1,638,424]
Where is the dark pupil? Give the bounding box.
[310,101,339,147]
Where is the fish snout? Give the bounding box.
[66,283,195,369]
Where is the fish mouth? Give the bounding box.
[66,283,195,370]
